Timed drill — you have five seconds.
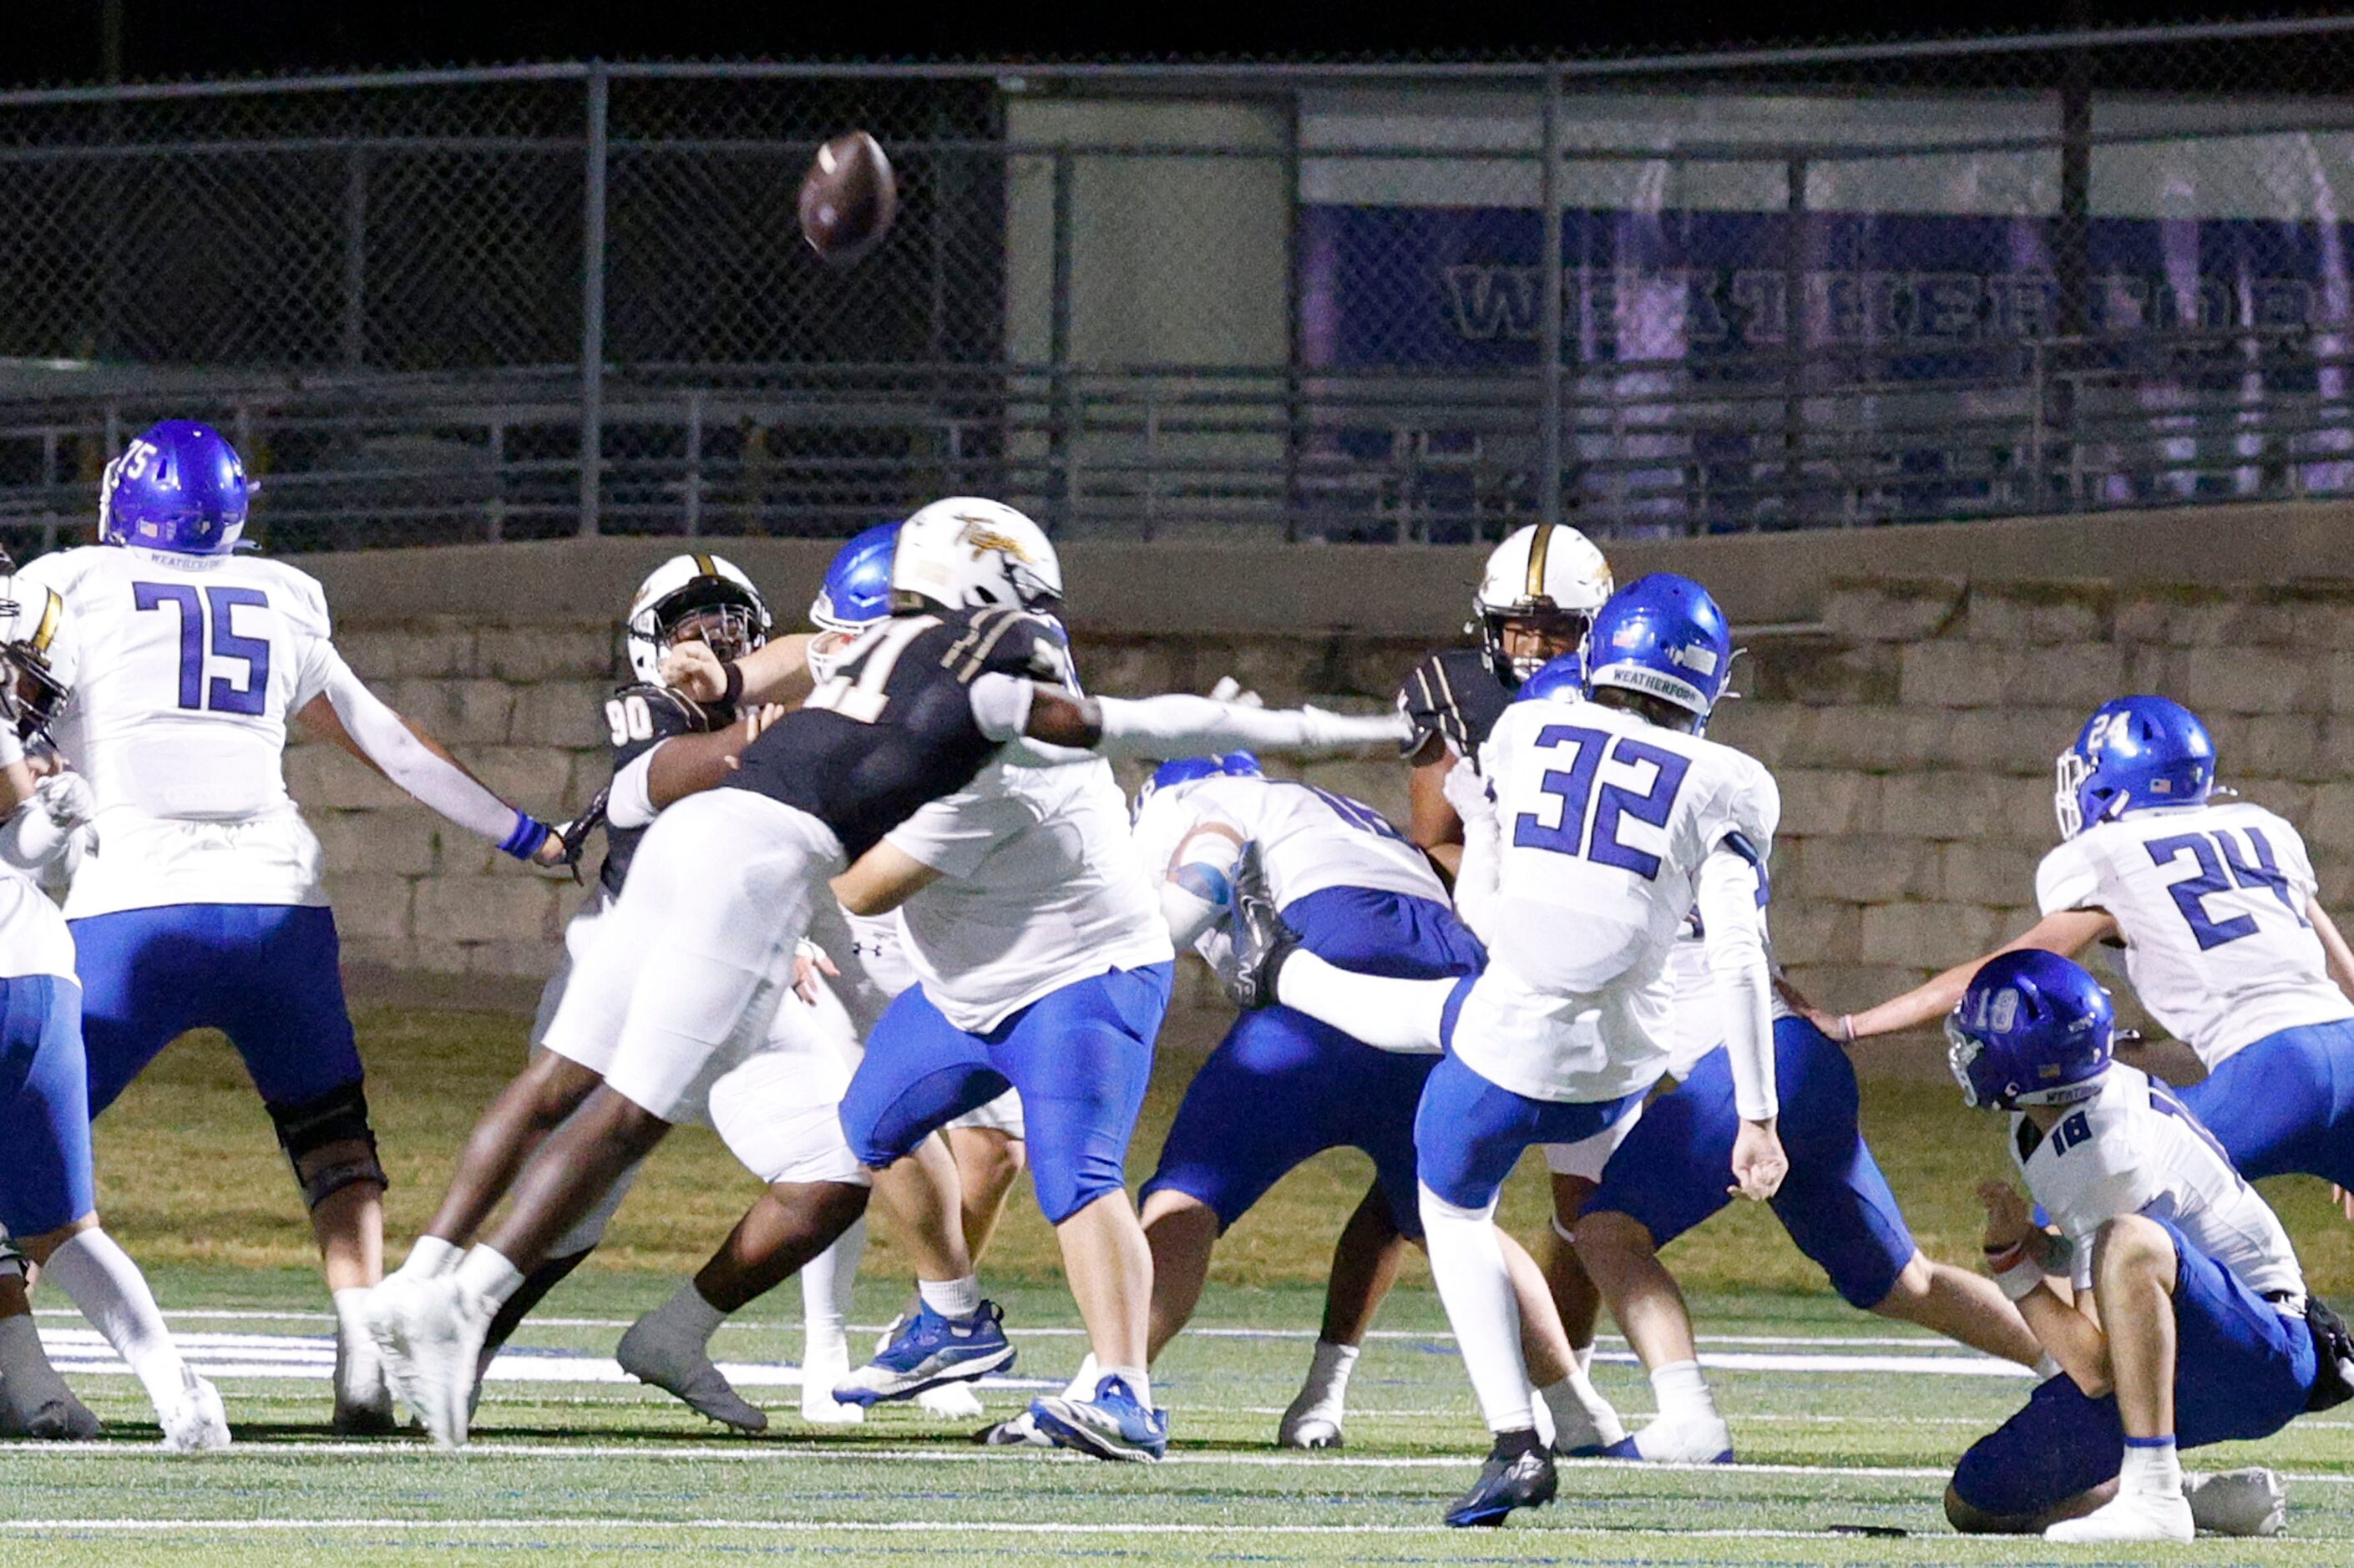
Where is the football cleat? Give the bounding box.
[797,1334,863,1428]
[158,1368,231,1454]
[1444,1433,1557,1528]
[1222,842,1298,1011]
[975,1409,1056,1448]
[1276,1385,1344,1449]
[0,1328,101,1439]
[615,1314,770,1434]
[2185,1468,2287,1538]
[917,1380,986,1419]
[1600,1414,1734,1464]
[372,1275,493,1450]
[2044,1490,2195,1544]
[1028,1374,1168,1463]
[1545,1377,1628,1457]
[332,1322,398,1438]
[833,1301,1015,1407]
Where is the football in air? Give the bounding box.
[798,130,898,265]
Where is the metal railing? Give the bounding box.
[3,19,2353,549]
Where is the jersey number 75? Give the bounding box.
[134,582,271,716]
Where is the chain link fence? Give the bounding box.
[3,21,2354,553]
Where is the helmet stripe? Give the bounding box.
[29,588,60,655]
[1524,524,1553,604]
[693,552,716,580]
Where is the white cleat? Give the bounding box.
[2186,1468,2288,1537]
[917,1380,985,1419]
[1602,1414,1734,1464]
[333,1322,397,1437]
[360,1271,431,1423]
[159,1368,231,1453]
[797,1338,862,1428]
[382,1276,493,1450]
[1547,1382,1628,1458]
[2045,1490,2196,1544]
[1277,1391,1344,1450]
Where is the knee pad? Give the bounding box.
[266,1083,388,1211]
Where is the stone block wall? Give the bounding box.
[295,579,2354,1034]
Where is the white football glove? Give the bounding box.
[1440,755,1496,825]
[1206,676,1265,708]
[35,771,95,828]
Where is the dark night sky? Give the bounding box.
[8,2,2316,88]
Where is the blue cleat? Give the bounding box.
[1027,1374,1169,1463]
[1445,1433,1557,1527]
[831,1301,1015,1407]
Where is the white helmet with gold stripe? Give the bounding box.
[889,497,1063,615]
[1471,523,1613,685]
[624,551,773,688]
[0,554,69,741]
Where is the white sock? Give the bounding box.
[454,1247,526,1311]
[550,1157,641,1258]
[1062,1352,1101,1399]
[1101,1363,1151,1408]
[1300,1339,1359,1405]
[1417,1183,1535,1432]
[1648,1359,1718,1425]
[2121,1436,2184,1500]
[917,1274,980,1319]
[332,1287,376,1350]
[644,1281,729,1351]
[802,1217,865,1357]
[1573,1343,1595,1377]
[1275,953,1450,1053]
[41,1231,186,1415]
[398,1236,463,1280]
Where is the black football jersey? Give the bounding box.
[597,683,729,897]
[1398,647,1512,763]
[728,607,1070,860]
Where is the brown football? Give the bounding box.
[798,131,897,265]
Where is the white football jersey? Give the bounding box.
[887,756,1172,1033]
[2013,1063,2302,1302]
[17,546,349,917]
[2036,801,2354,1069]
[1449,695,1778,1102]
[1131,772,1444,920]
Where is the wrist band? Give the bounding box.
[1983,1240,2029,1274]
[499,814,551,862]
[1838,1014,1858,1044]
[721,660,747,708]
[1995,1256,2046,1302]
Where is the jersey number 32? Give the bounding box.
[1512,724,1691,881]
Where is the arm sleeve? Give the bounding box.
[606,745,661,831]
[1696,840,1777,1122]
[317,649,539,848]
[0,802,66,871]
[2035,841,2103,916]
[1086,693,1413,758]
[1451,804,1503,943]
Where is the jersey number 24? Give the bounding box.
[2146,827,2308,951]
[1513,724,1690,880]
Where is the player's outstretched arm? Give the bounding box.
[830,841,944,918]
[296,674,567,867]
[661,635,815,709]
[2310,899,2354,1004]
[603,704,790,831]
[1011,683,1413,758]
[1831,909,2116,1044]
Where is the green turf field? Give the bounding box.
[6,1004,2352,1565]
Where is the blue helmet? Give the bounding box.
[1515,650,1585,705]
[99,421,256,554]
[1582,574,1733,727]
[1946,949,2114,1111]
[1134,752,1261,818]
[2054,695,2215,840]
[810,521,901,634]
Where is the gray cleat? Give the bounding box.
[615,1314,769,1434]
